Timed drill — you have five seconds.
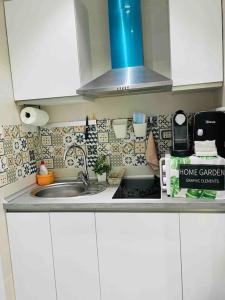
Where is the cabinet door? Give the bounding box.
[169,0,223,87]
[7,213,56,300]
[4,0,80,100]
[50,213,100,300]
[180,214,225,300]
[96,213,182,300]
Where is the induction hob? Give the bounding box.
[113,176,161,199]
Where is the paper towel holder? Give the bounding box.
[22,105,41,120]
[22,104,41,109]
[21,105,49,127]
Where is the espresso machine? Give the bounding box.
[171,110,192,157]
[193,111,225,158]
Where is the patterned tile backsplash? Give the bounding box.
[0,114,176,189]
[40,115,173,171]
[0,125,41,188]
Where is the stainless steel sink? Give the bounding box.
[31,181,107,198]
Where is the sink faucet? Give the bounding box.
[64,144,89,186]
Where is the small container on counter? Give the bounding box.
[36,171,55,186]
[37,160,55,186]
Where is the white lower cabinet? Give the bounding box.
[7,213,56,300]
[95,213,182,300]
[180,214,225,300]
[0,258,6,300]
[50,213,100,300]
[8,211,225,300]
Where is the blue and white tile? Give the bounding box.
[23,163,31,177]
[98,132,109,143]
[158,140,171,155]
[30,162,37,174]
[96,119,111,132]
[65,157,75,168]
[41,135,52,146]
[86,131,98,145]
[97,143,111,155]
[111,155,123,167]
[87,155,98,168]
[87,145,98,156]
[63,133,75,146]
[0,156,8,172]
[122,154,134,166]
[65,156,83,168]
[43,158,54,169]
[157,115,171,129]
[0,172,8,187]
[74,156,85,168]
[29,150,36,162]
[19,137,28,152]
[0,126,4,140]
[16,166,25,180]
[0,141,4,156]
[13,139,21,154]
[42,146,54,159]
[53,157,65,169]
[135,154,147,166]
[14,153,23,167]
[7,168,16,184]
[40,127,52,136]
[74,133,85,146]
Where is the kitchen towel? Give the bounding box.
[146,132,159,171]
[194,140,218,157]
[20,107,49,126]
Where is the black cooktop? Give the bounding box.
[113,176,161,199]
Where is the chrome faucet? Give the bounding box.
[64,144,89,186]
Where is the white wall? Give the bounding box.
[0,1,29,298]
[0,0,36,198]
[44,90,219,123]
[0,0,20,125]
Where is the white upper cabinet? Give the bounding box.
[169,0,223,89]
[4,0,91,101]
[96,213,182,300]
[7,213,56,300]
[4,0,223,102]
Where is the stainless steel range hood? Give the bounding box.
[77,66,172,97]
[77,0,172,98]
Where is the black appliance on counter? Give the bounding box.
[171,110,192,157]
[113,176,161,199]
[193,111,225,158]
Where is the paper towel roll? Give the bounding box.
[20,107,49,126]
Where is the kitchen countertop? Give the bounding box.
[3,179,225,213]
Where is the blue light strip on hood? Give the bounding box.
[108,0,144,69]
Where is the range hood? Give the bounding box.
[77,0,172,98]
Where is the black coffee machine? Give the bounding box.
[171,110,192,157]
[193,111,225,158]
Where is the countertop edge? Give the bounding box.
[4,180,225,213]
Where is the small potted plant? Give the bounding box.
[93,155,111,182]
